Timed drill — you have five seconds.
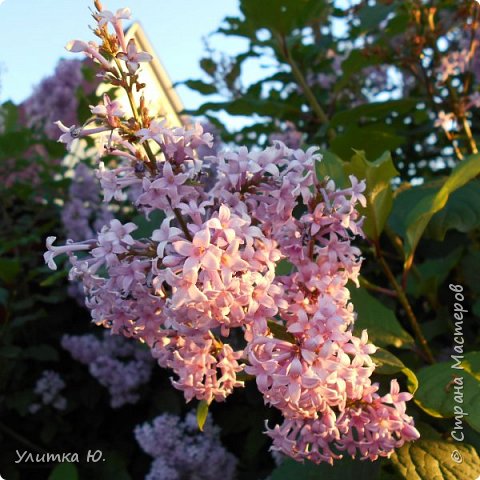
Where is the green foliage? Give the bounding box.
[330,100,418,128]
[182,79,218,95]
[405,248,463,301]
[267,320,296,343]
[238,0,327,35]
[402,154,480,268]
[330,127,405,161]
[350,287,414,349]
[371,348,418,394]
[415,355,480,432]
[96,451,133,480]
[316,150,348,187]
[426,181,480,241]
[391,439,480,480]
[344,151,398,240]
[48,463,79,480]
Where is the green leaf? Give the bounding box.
[275,259,295,276]
[196,400,209,432]
[336,50,382,91]
[191,96,299,118]
[461,352,480,382]
[330,99,417,128]
[460,247,480,296]
[97,451,132,480]
[40,269,68,287]
[330,127,405,166]
[48,463,79,480]
[350,287,414,349]
[415,354,480,431]
[388,182,439,238]
[389,179,480,245]
[271,456,380,480]
[426,181,480,240]
[316,150,348,188]
[200,58,217,75]
[268,320,296,343]
[344,150,399,240]
[372,348,418,394]
[131,210,164,239]
[372,348,406,374]
[405,247,464,300]
[403,153,480,269]
[240,0,326,35]
[391,439,480,480]
[358,4,396,32]
[183,79,217,95]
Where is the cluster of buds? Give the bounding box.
[44,2,419,464]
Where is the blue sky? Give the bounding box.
[0,0,243,110]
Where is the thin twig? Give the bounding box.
[275,33,330,127]
[0,422,48,454]
[374,243,435,364]
[359,277,398,298]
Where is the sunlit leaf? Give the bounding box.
[344,150,399,240]
[403,154,480,269]
[415,354,480,431]
[196,400,209,431]
[391,439,480,480]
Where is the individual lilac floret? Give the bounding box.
[29,370,67,413]
[61,331,154,408]
[135,412,237,480]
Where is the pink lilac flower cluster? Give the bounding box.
[22,59,98,140]
[29,370,67,413]
[44,1,419,464]
[135,412,237,480]
[61,330,154,408]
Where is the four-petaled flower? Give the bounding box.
[117,38,153,74]
[173,228,221,273]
